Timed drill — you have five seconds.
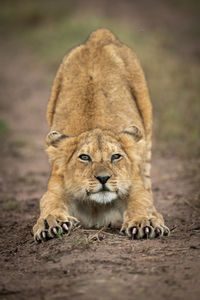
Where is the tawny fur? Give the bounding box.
[33,29,169,241]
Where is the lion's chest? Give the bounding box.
[68,199,126,228]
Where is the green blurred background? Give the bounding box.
[0,0,199,157]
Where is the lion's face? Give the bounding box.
[69,133,132,204]
[47,129,137,204]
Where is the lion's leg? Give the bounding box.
[33,175,79,242]
[121,175,169,239]
[142,140,152,193]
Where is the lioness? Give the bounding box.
[33,29,169,242]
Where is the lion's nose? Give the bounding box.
[95,175,111,185]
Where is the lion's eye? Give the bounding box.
[111,153,122,162]
[79,154,91,161]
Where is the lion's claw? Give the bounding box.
[132,227,137,235]
[155,227,161,237]
[144,226,150,235]
[62,223,69,232]
[41,231,46,239]
[52,227,58,235]
[121,217,170,240]
[164,228,169,236]
[33,215,79,242]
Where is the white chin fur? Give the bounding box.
[89,191,117,204]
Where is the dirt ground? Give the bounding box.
[0,1,200,300]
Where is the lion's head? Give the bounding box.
[46,128,144,205]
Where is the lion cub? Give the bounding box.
[33,29,169,242]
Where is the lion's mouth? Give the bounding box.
[87,183,114,194]
[99,185,110,192]
[86,190,118,204]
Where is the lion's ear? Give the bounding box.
[46,131,68,147]
[46,132,77,171]
[121,126,143,142]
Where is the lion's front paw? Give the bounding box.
[33,214,79,242]
[120,216,170,240]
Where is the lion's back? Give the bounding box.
[47,29,151,139]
